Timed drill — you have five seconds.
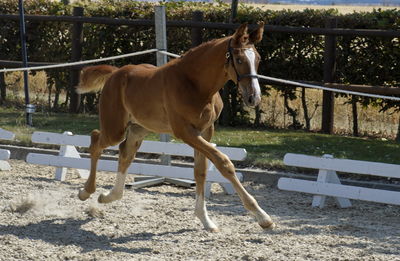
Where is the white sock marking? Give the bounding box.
[195,194,218,231]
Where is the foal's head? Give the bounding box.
[225,22,264,107]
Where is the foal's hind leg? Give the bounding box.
[78,129,108,201]
[98,123,149,204]
[194,126,219,232]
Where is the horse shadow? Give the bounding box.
[0,218,158,254]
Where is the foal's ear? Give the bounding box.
[249,21,264,44]
[232,23,249,45]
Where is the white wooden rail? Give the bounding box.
[0,128,15,171]
[278,153,400,207]
[26,131,246,196]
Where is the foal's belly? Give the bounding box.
[124,77,173,134]
[131,114,173,134]
[126,101,172,134]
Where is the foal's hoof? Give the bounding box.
[207,227,220,233]
[260,220,276,230]
[98,193,109,204]
[98,193,118,204]
[78,189,91,201]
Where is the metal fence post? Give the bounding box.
[321,18,337,134]
[155,6,168,66]
[18,0,34,126]
[155,6,171,165]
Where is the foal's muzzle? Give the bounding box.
[240,83,261,108]
[247,95,256,107]
[237,74,261,107]
[245,93,261,107]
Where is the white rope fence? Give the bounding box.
[257,75,400,102]
[159,51,400,102]
[2,48,399,101]
[0,49,158,73]
[158,50,181,58]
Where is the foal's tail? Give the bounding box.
[75,65,118,94]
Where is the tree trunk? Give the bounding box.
[301,87,311,130]
[220,81,234,125]
[53,88,60,111]
[230,85,238,121]
[0,72,6,104]
[351,96,359,137]
[47,81,52,111]
[220,2,238,126]
[396,115,400,143]
[64,89,70,108]
[254,105,262,126]
[284,93,301,129]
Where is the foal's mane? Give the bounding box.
[171,37,229,64]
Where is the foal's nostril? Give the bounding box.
[248,95,254,105]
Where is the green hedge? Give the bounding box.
[0,0,399,124]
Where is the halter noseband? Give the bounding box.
[226,38,259,82]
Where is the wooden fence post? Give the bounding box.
[69,6,84,113]
[229,0,239,23]
[191,11,203,48]
[321,18,337,134]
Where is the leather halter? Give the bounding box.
[226,38,259,82]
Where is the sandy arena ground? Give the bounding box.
[0,159,399,260]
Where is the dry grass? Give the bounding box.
[260,88,400,139]
[6,71,48,102]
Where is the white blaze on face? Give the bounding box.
[244,48,261,105]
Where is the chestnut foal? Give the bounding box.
[76,22,275,231]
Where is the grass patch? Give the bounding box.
[1,106,399,170]
[213,127,400,169]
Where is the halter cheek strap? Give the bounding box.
[226,38,259,82]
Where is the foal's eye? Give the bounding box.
[236,58,242,64]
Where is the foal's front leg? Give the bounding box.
[194,126,219,231]
[181,129,275,230]
[194,149,219,232]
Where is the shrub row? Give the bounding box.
[0,0,399,126]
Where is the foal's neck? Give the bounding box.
[178,37,230,98]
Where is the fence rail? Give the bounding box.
[0,14,399,38]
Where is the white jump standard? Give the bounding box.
[26,131,246,197]
[0,128,15,171]
[278,153,400,207]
